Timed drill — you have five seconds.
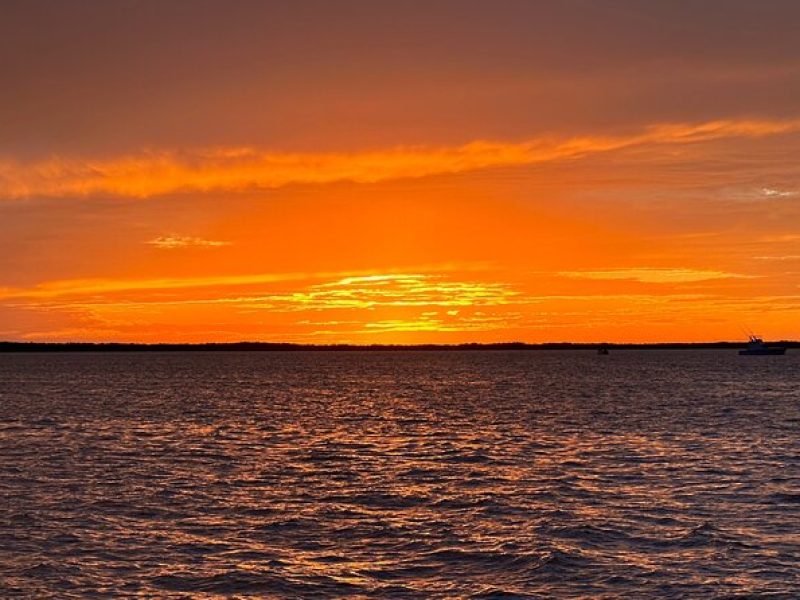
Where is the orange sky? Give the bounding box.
[2,1,800,343]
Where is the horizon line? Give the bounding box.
[1,340,798,352]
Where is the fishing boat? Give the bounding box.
[739,336,786,356]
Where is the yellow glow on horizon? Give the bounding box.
[3,118,800,343]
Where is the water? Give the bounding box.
[1,350,799,598]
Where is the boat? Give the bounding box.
[597,344,610,355]
[739,336,786,355]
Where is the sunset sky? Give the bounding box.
[3,0,800,343]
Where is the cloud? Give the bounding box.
[240,274,518,311]
[761,187,798,198]
[558,268,753,284]
[0,269,504,307]
[0,269,405,301]
[1,117,799,200]
[358,314,513,334]
[753,255,800,261]
[759,234,800,243]
[2,272,522,337]
[0,272,312,301]
[146,235,231,249]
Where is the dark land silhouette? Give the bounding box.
[1,341,798,352]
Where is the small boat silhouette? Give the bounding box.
[739,336,786,355]
[597,345,610,355]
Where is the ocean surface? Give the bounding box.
[1,350,799,599]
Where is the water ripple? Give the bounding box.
[1,350,800,598]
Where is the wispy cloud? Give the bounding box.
[761,187,798,198]
[0,269,410,301]
[1,118,798,200]
[2,272,522,338]
[240,274,518,311]
[759,234,800,243]
[0,272,311,301]
[146,235,231,249]
[0,269,506,308]
[558,268,753,284]
[753,255,800,261]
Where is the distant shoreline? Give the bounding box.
[1,341,798,352]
